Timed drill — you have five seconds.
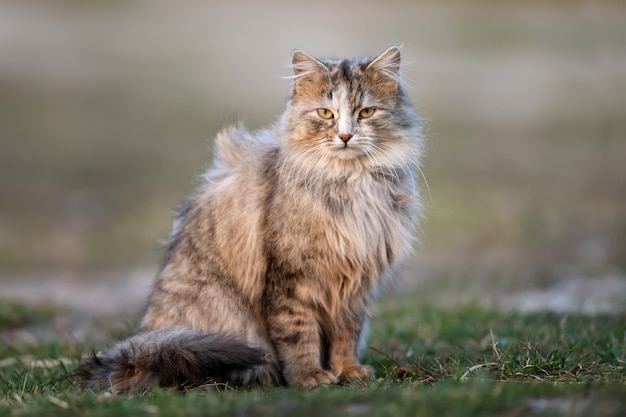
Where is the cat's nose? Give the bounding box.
[338,133,353,143]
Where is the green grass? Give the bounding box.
[0,300,59,329]
[1,298,624,417]
[1,3,625,415]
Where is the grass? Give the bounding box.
[0,300,61,330]
[1,2,625,416]
[1,298,624,417]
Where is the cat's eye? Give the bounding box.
[359,107,376,118]
[317,108,334,119]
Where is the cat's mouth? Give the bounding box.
[331,142,364,160]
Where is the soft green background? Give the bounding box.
[1,0,625,310]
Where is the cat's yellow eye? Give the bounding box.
[359,107,376,118]
[317,108,334,119]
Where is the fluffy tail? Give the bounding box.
[79,328,276,393]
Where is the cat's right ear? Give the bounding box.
[290,50,328,96]
[291,50,327,78]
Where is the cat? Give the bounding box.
[80,46,423,393]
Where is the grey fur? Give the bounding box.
[81,46,423,393]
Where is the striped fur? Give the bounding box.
[82,47,423,393]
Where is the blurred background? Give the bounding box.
[1,0,625,315]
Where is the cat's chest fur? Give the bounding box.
[321,172,412,261]
[267,164,416,298]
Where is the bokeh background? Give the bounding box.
[2,0,625,315]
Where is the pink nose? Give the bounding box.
[338,133,352,142]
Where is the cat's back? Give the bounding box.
[207,125,278,186]
[153,126,279,313]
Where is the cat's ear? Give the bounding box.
[366,46,402,84]
[291,50,328,79]
[290,50,328,96]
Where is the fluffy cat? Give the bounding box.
[81,46,423,393]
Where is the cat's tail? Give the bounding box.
[78,328,279,394]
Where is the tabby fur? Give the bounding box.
[81,46,423,393]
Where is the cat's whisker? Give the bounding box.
[363,147,395,196]
[399,144,429,203]
[368,142,402,183]
[416,164,434,206]
[375,141,412,179]
[284,146,315,185]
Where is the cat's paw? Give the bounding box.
[290,369,339,390]
[337,364,375,384]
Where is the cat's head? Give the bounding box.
[281,47,420,172]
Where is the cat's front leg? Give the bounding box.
[329,310,374,384]
[264,294,338,389]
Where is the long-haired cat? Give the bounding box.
[81,46,423,393]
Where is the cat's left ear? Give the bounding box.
[366,46,402,84]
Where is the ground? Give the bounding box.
[1,0,625,415]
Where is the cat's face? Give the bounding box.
[282,47,419,170]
